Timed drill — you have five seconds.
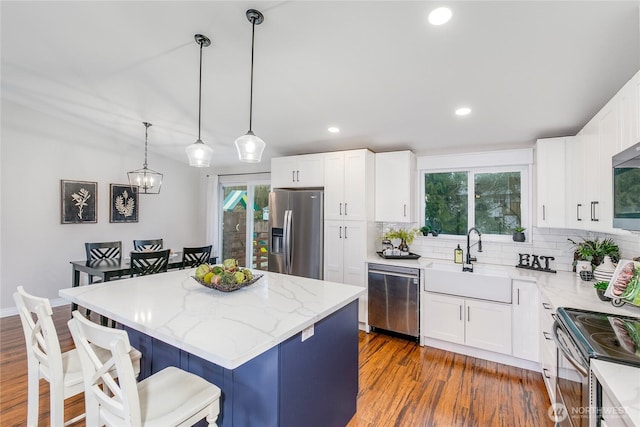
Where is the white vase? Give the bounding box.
[593,256,617,283]
[575,260,592,277]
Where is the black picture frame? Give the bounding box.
[61,180,97,224]
[110,184,139,223]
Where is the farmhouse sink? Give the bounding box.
[424,262,512,303]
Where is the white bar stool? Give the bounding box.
[68,310,221,426]
[13,286,142,426]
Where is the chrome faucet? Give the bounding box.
[463,227,482,272]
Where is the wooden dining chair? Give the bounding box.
[181,245,212,269]
[68,311,221,427]
[13,287,141,427]
[130,249,170,277]
[133,239,163,252]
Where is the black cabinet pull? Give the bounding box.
[577,203,582,221]
[339,226,342,239]
[543,205,546,221]
[593,201,599,221]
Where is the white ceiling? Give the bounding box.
[2,1,639,172]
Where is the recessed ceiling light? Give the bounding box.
[328,127,340,133]
[455,107,472,116]
[428,7,452,26]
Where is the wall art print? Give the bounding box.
[61,180,97,224]
[110,184,139,223]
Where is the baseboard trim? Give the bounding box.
[1,297,69,318]
[422,337,541,372]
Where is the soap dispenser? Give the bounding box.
[454,245,463,264]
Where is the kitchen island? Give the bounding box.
[59,269,364,427]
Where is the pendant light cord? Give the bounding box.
[198,40,204,141]
[143,122,150,168]
[248,16,256,132]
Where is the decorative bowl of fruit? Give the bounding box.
[193,258,262,292]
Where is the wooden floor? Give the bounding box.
[0,305,552,426]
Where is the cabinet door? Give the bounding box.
[342,221,366,287]
[323,220,344,283]
[297,154,325,187]
[375,151,414,222]
[594,100,618,231]
[324,152,345,220]
[511,280,539,362]
[619,71,640,151]
[565,136,587,229]
[343,150,367,221]
[343,221,367,323]
[465,299,512,355]
[271,157,297,188]
[423,293,465,344]
[536,138,566,228]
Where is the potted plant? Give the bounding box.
[512,226,526,242]
[419,225,439,236]
[385,228,418,252]
[593,281,612,302]
[568,237,620,270]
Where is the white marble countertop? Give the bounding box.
[591,359,640,427]
[60,269,364,370]
[366,254,640,317]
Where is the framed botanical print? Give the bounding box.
[110,184,139,223]
[61,180,97,224]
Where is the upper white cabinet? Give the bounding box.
[536,70,639,232]
[271,153,325,188]
[375,151,416,223]
[324,149,374,221]
[618,70,640,151]
[535,138,567,228]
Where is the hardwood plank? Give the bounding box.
[0,305,553,426]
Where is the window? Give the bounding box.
[219,176,271,270]
[424,168,525,236]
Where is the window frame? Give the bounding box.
[420,164,531,242]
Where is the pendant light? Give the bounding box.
[185,34,214,167]
[235,9,266,163]
[128,122,163,194]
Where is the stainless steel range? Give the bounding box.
[553,307,640,427]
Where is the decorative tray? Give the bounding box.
[376,251,421,260]
[192,274,263,292]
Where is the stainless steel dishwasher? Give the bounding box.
[367,263,420,339]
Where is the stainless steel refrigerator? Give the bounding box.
[268,189,323,279]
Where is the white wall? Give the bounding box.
[1,101,208,313]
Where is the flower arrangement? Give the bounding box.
[384,228,418,245]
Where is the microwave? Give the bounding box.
[612,141,640,230]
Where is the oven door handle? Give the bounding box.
[552,321,588,377]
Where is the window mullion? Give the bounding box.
[468,171,475,229]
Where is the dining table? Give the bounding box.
[70,253,218,315]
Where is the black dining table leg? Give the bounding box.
[71,266,81,314]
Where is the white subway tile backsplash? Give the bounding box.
[379,223,640,273]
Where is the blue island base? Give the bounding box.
[125,300,359,427]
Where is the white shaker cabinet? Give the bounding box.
[271,153,325,188]
[539,293,557,404]
[565,135,587,229]
[619,70,640,152]
[511,280,540,362]
[423,293,512,355]
[375,151,416,223]
[324,149,374,221]
[535,138,567,228]
[324,220,368,323]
